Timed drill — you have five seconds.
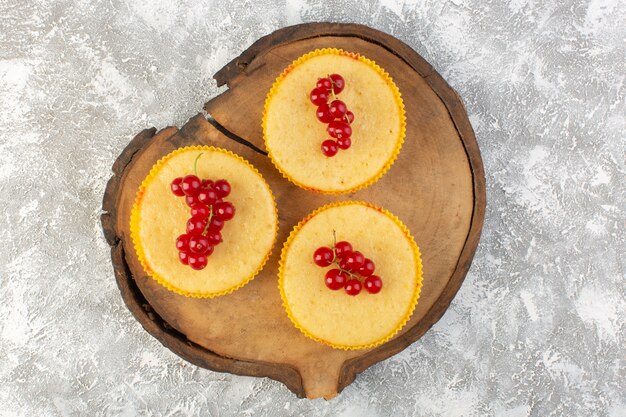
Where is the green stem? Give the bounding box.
[193,153,203,176]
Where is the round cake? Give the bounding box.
[279,201,422,350]
[130,146,277,298]
[263,48,406,194]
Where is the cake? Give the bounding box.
[130,146,278,298]
[263,48,406,194]
[279,201,422,350]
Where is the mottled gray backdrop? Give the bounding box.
[0,0,624,416]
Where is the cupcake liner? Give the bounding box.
[129,145,278,298]
[263,48,406,195]
[278,201,423,350]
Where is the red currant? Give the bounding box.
[344,111,354,124]
[213,201,235,221]
[188,254,208,270]
[201,179,214,188]
[321,139,338,157]
[328,100,347,118]
[334,241,353,258]
[313,247,334,267]
[186,217,207,235]
[197,187,218,205]
[364,275,383,294]
[176,234,190,251]
[185,194,199,207]
[310,88,329,106]
[329,74,345,94]
[208,216,224,231]
[213,180,231,198]
[190,203,210,219]
[178,251,190,265]
[170,177,185,196]
[181,175,202,196]
[336,137,351,150]
[316,77,332,92]
[206,230,222,245]
[189,235,210,254]
[340,251,365,272]
[325,269,348,290]
[344,279,362,296]
[327,121,351,139]
[316,105,334,123]
[358,258,375,277]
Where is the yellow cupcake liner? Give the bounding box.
[262,48,407,195]
[129,145,278,298]
[278,201,423,350]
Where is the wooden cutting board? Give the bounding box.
[101,23,485,399]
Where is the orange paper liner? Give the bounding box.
[262,48,407,195]
[129,145,278,298]
[278,201,423,350]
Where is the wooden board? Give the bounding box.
[101,23,485,399]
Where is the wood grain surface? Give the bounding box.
[101,23,485,399]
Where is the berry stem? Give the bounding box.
[327,74,338,101]
[330,230,338,263]
[202,205,213,235]
[329,231,360,281]
[193,153,203,176]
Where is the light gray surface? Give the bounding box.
[0,0,624,415]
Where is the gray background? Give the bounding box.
[0,0,624,415]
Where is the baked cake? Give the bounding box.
[279,201,422,349]
[130,146,277,298]
[263,48,406,194]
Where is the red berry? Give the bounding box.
[328,100,347,118]
[176,234,190,251]
[334,241,353,258]
[189,235,210,254]
[186,217,207,235]
[185,194,199,207]
[336,137,351,150]
[321,139,338,157]
[197,187,218,205]
[357,258,375,277]
[325,269,348,290]
[345,279,362,296]
[208,216,224,231]
[213,201,235,221]
[316,105,334,123]
[316,77,333,92]
[213,180,231,198]
[206,230,222,245]
[313,247,334,267]
[201,179,214,188]
[327,122,336,137]
[364,275,383,294]
[190,203,210,219]
[327,121,351,139]
[181,175,202,196]
[340,251,365,272]
[329,74,345,94]
[188,254,208,270]
[310,88,329,106]
[170,177,185,196]
[344,111,354,124]
[178,251,190,265]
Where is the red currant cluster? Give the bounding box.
[169,154,235,270]
[309,73,355,157]
[313,237,383,296]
